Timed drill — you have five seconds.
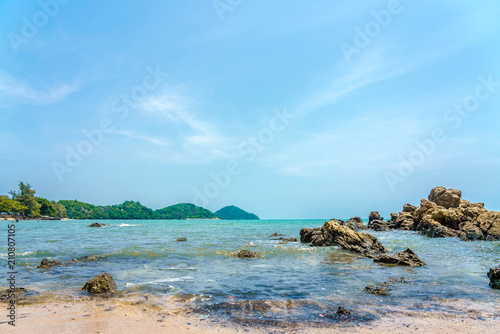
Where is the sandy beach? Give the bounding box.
[3,295,499,334]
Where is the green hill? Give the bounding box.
[214,205,259,220]
[153,203,215,220]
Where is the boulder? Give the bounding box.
[82,273,117,294]
[428,186,461,208]
[390,213,398,222]
[402,203,416,213]
[374,248,426,267]
[89,222,106,227]
[38,258,63,269]
[336,306,351,314]
[368,211,383,222]
[395,212,415,230]
[368,219,393,231]
[341,217,366,231]
[235,249,257,258]
[364,285,390,295]
[487,265,500,289]
[300,220,385,257]
[416,216,463,238]
[478,211,500,241]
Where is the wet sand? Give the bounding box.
[3,296,499,334]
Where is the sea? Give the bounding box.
[4,219,500,324]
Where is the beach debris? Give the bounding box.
[82,273,117,294]
[336,306,351,314]
[487,265,500,289]
[374,248,426,267]
[364,285,390,296]
[234,249,257,258]
[89,222,106,227]
[176,237,187,242]
[300,219,386,257]
[38,258,63,269]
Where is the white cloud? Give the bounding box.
[113,130,170,146]
[0,71,79,106]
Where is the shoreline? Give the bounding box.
[3,291,500,333]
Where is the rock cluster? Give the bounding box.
[368,186,500,241]
[338,217,367,231]
[374,248,426,267]
[300,219,385,257]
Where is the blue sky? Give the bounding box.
[1,0,499,219]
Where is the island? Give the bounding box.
[214,205,260,220]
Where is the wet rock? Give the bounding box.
[82,273,117,294]
[428,186,461,208]
[383,277,407,285]
[368,211,383,222]
[416,216,463,238]
[89,222,106,227]
[282,238,297,242]
[235,249,257,258]
[336,306,351,314]
[300,220,385,257]
[176,237,187,242]
[341,217,366,231]
[38,258,63,269]
[364,285,390,295]
[374,248,426,267]
[269,233,284,237]
[368,219,393,231]
[487,265,500,289]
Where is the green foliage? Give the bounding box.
[0,195,27,215]
[36,197,57,217]
[9,182,41,218]
[214,205,259,220]
[153,203,215,220]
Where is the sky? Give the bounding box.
[1,0,499,219]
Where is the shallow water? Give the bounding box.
[3,219,500,322]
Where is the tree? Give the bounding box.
[52,201,67,218]
[36,197,57,217]
[0,195,27,215]
[10,182,41,218]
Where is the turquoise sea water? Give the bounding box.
[3,219,500,323]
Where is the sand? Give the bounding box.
[2,296,499,334]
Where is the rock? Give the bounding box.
[428,186,461,208]
[390,213,398,222]
[374,248,426,267]
[487,265,500,289]
[176,237,187,242]
[282,237,297,242]
[341,217,366,231]
[459,222,484,241]
[395,212,415,230]
[478,211,500,241]
[270,233,284,237]
[368,211,383,222]
[336,306,351,314]
[416,216,463,238]
[300,220,385,257]
[402,203,416,213]
[364,285,390,295]
[82,273,117,294]
[368,219,393,231]
[38,258,63,269]
[235,249,257,258]
[0,287,27,301]
[89,222,106,227]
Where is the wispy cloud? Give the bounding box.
[113,130,170,146]
[0,71,79,106]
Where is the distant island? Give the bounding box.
[215,205,260,220]
[0,182,258,221]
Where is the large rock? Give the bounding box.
[38,258,63,269]
[477,211,500,241]
[368,219,393,231]
[368,211,383,222]
[487,266,500,289]
[340,217,366,231]
[235,249,257,258]
[428,186,461,208]
[82,273,117,294]
[300,220,385,257]
[395,212,415,230]
[402,203,416,213]
[374,248,426,267]
[89,222,106,227]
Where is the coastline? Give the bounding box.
[4,294,500,333]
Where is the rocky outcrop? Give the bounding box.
[82,273,117,294]
[339,217,366,231]
[368,211,383,222]
[374,248,426,267]
[235,249,257,258]
[89,222,106,227]
[487,266,500,289]
[300,220,385,257]
[38,258,63,269]
[370,186,500,241]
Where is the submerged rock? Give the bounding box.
[82,273,117,294]
[176,237,187,242]
[282,237,297,242]
[269,233,284,237]
[336,306,351,314]
[364,285,390,296]
[235,249,257,258]
[487,265,500,289]
[89,222,106,227]
[374,248,426,267]
[300,220,385,257]
[38,258,63,269]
